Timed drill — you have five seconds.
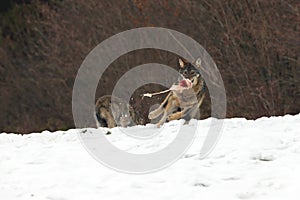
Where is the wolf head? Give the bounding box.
[178,57,203,86]
[110,99,134,128]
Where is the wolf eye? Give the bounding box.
[183,71,188,75]
[191,70,196,75]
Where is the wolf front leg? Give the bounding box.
[156,96,179,127]
[167,106,198,124]
[167,109,190,124]
[149,106,169,128]
[167,110,184,121]
[156,111,169,128]
[148,106,164,120]
[148,92,172,120]
[97,108,116,128]
[105,113,117,128]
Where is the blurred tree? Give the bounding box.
[0,0,299,133]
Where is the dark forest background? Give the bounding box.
[0,0,299,134]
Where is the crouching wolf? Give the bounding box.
[95,95,137,128]
[148,57,206,127]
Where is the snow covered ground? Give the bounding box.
[1,114,300,200]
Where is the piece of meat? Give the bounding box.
[143,79,192,98]
[179,79,192,88]
[170,79,192,92]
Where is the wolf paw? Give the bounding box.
[148,112,156,120]
[148,108,162,120]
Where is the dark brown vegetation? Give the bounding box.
[0,0,299,133]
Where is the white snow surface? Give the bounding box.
[1,114,300,200]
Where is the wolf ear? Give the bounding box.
[178,58,187,68]
[195,57,202,68]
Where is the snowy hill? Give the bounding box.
[1,114,300,200]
